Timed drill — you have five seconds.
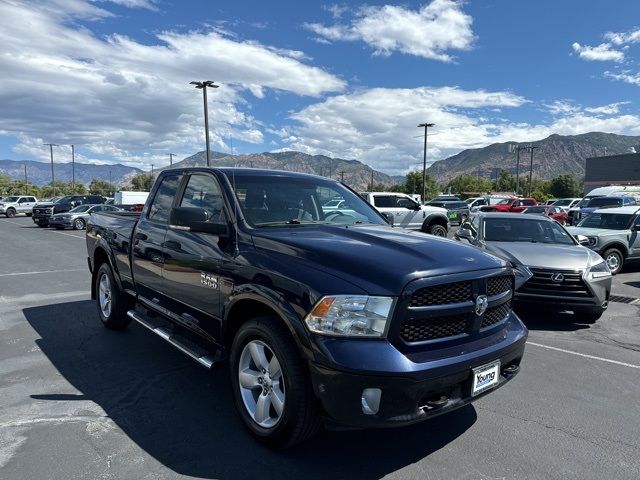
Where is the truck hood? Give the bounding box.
[483,241,601,270]
[421,206,448,214]
[34,202,55,208]
[566,226,628,237]
[251,224,506,295]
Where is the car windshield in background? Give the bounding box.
[2,196,19,202]
[553,199,573,206]
[54,196,75,204]
[578,197,595,207]
[232,175,387,227]
[69,205,91,213]
[587,197,622,208]
[524,207,547,214]
[484,217,574,244]
[577,213,633,230]
[496,199,511,205]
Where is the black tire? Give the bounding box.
[37,224,47,228]
[26,213,32,217]
[6,208,15,218]
[602,248,624,275]
[427,223,448,237]
[573,308,605,324]
[230,317,321,448]
[73,218,85,230]
[94,262,133,330]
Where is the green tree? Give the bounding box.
[496,170,516,192]
[89,179,113,195]
[548,174,581,198]
[447,175,493,195]
[404,170,439,201]
[130,174,154,191]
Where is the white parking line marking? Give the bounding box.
[53,231,85,239]
[0,268,86,277]
[527,341,640,370]
[0,218,29,226]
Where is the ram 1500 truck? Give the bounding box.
[86,168,527,448]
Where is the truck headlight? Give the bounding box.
[587,259,611,279]
[511,264,532,290]
[304,295,395,337]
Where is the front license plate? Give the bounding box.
[472,361,500,396]
[448,212,458,220]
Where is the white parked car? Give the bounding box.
[0,195,38,217]
[359,192,449,236]
[551,198,581,211]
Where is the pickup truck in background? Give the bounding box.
[480,197,538,213]
[0,195,37,217]
[359,191,449,236]
[86,168,527,448]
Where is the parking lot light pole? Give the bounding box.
[190,81,219,167]
[24,164,28,195]
[43,143,58,196]
[71,145,75,192]
[169,153,176,166]
[418,123,435,204]
[527,145,540,197]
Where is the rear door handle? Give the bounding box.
[134,232,148,241]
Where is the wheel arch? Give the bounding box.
[422,213,448,232]
[91,243,123,300]
[599,241,629,258]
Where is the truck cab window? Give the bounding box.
[396,197,416,209]
[180,174,226,223]
[148,175,180,223]
[373,196,394,208]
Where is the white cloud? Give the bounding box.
[305,0,474,61]
[604,27,640,46]
[0,0,345,170]
[571,42,624,62]
[605,70,640,86]
[284,87,640,175]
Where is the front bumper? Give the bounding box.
[49,218,72,227]
[308,314,527,429]
[514,273,611,310]
[32,214,52,225]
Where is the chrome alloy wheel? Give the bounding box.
[605,252,620,272]
[238,340,285,429]
[98,273,112,318]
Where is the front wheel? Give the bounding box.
[6,208,15,218]
[602,248,623,275]
[95,263,133,330]
[73,218,85,230]
[230,318,321,448]
[427,223,448,237]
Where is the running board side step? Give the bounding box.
[127,310,221,369]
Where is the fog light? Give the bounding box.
[361,388,382,415]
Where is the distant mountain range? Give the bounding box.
[164,151,398,191]
[0,159,142,186]
[429,132,640,184]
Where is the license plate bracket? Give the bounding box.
[471,360,500,396]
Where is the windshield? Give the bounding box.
[1,196,19,202]
[496,198,512,205]
[577,213,633,230]
[587,197,622,208]
[69,205,91,213]
[553,199,572,206]
[578,196,598,207]
[323,199,342,207]
[484,217,574,245]
[232,175,388,227]
[55,196,75,204]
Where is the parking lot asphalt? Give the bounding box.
[1,215,640,480]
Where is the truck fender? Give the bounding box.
[223,283,313,358]
[422,212,449,230]
[91,238,124,299]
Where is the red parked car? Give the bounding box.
[480,197,538,213]
[522,205,568,224]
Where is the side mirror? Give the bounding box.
[456,228,474,241]
[382,212,394,226]
[633,225,640,232]
[413,204,422,211]
[575,234,589,246]
[169,207,228,236]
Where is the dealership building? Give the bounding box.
[584,152,640,191]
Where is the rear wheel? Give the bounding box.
[602,248,623,275]
[230,318,321,448]
[427,223,448,237]
[6,208,15,218]
[73,218,85,230]
[95,262,133,330]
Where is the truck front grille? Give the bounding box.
[399,272,513,343]
[519,268,592,298]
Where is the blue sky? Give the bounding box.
[1,0,640,174]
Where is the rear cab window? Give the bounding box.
[373,195,394,208]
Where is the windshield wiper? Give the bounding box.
[255,220,332,227]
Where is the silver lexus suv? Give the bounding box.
[455,212,612,322]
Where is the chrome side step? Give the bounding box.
[127,310,219,369]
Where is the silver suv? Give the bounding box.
[0,195,37,217]
[456,212,612,322]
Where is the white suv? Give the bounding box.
[360,192,449,236]
[0,195,38,218]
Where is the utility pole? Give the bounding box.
[24,164,28,195]
[109,170,112,196]
[190,81,219,166]
[329,160,333,179]
[509,143,528,195]
[370,170,374,190]
[71,144,76,192]
[418,123,435,204]
[527,145,540,197]
[43,143,58,196]
[169,153,176,166]
[339,171,345,183]
[151,164,154,180]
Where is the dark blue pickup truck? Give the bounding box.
[85,167,527,447]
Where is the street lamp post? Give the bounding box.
[43,143,58,196]
[169,153,176,166]
[509,144,528,195]
[527,145,540,197]
[190,81,219,167]
[109,170,112,196]
[418,123,435,204]
[71,145,76,192]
